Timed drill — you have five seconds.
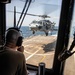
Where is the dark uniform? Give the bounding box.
[0,46,28,75]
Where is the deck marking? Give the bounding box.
[23,36,40,42]
[24,45,54,55]
[36,53,54,56]
[72,48,75,63]
[24,49,54,56]
[26,49,40,61]
[40,56,46,62]
[24,45,34,47]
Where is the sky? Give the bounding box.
[6,0,75,27]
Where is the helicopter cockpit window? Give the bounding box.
[38,21,42,25]
[6,0,62,69]
[32,20,37,24]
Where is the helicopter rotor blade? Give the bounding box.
[7,10,51,18]
[7,10,60,19]
[7,0,60,19]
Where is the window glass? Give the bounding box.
[64,3,75,75]
[6,0,62,68]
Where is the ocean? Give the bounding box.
[7,26,75,38]
[20,26,58,38]
[21,26,75,38]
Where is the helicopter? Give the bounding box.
[28,14,56,36]
[6,0,59,36]
[7,10,56,36]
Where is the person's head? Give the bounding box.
[5,28,23,49]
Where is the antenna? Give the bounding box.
[14,6,16,27]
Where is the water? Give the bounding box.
[7,26,75,38]
[20,26,58,38]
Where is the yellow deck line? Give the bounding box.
[40,55,46,62]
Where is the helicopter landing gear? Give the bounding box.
[32,31,35,34]
[45,32,48,36]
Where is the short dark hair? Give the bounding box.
[5,28,22,46]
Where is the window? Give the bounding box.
[6,0,62,69]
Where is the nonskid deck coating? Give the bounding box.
[23,35,57,68]
[22,35,75,75]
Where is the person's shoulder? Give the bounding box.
[16,51,25,58]
[6,49,25,58]
[11,50,24,56]
[10,50,25,62]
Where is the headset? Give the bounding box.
[5,27,23,47]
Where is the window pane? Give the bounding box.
[6,0,62,68]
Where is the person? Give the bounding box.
[0,28,28,75]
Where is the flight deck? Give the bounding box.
[23,35,75,75]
